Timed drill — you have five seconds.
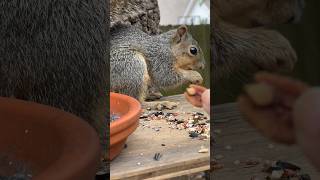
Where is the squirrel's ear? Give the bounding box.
[173,25,188,43]
[177,25,188,37]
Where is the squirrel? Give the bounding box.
[110,24,205,109]
[0,0,108,129]
[214,0,305,28]
[212,11,297,83]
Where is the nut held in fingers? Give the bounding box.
[186,87,196,96]
[245,83,275,106]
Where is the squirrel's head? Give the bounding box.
[170,25,205,71]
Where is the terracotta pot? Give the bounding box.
[0,97,101,180]
[110,92,141,160]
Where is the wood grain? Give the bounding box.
[212,103,320,179]
[110,95,210,180]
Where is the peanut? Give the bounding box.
[245,83,274,106]
[186,87,196,96]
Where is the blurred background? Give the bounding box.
[158,0,210,96]
[214,0,320,105]
[158,0,210,25]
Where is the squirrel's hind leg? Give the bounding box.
[110,49,150,102]
[111,71,148,102]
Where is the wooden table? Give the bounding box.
[212,103,320,179]
[110,95,210,180]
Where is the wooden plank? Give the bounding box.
[144,165,210,180]
[110,94,210,180]
[213,103,320,179]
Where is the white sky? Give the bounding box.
[158,0,210,25]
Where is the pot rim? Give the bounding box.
[0,97,101,180]
[110,92,141,136]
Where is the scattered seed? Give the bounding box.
[283,168,297,177]
[198,147,209,153]
[270,170,284,179]
[161,144,166,146]
[243,159,260,168]
[188,120,194,124]
[264,166,282,173]
[140,109,209,140]
[156,104,163,110]
[245,160,260,165]
[196,112,204,116]
[276,161,301,171]
[154,153,162,161]
[154,111,164,116]
[299,174,311,180]
[176,120,184,124]
[189,131,199,138]
[263,160,309,180]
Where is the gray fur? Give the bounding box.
[110,25,205,100]
[0,0,108,127]
[213,13,297,83]
[214,0,305,28]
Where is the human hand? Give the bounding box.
[293,88,320,169]
[184,85,210,114]
[238,72,309,144]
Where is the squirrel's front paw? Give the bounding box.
[145,91,163,101]
[178,69,203,85]
[185,70,203,85]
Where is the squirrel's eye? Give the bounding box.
[190,47,197,55]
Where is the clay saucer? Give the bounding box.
[0,97,100,180]
[110,92,141,160]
